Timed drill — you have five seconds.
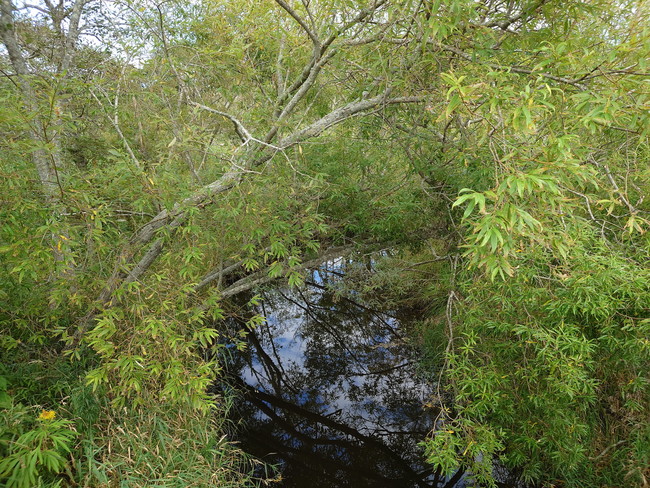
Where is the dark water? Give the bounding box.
[222,261,452,487]
[222,261,521,487]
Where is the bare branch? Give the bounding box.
[195,260,247,293]
[60,0,88,72]
[89,88,142,170]
[322,0,389,52]
[279,90,426,147]
[275,0,320,47]
[267,49,337,142]
[300,0,317,32]
[189,101,254,143]
[21,3,50,15]
[274,49,319,114]
[272,0,388,123]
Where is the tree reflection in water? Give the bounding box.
[223,262,453,487]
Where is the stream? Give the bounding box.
[221,260,517,487]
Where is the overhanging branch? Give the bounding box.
[189,101,253,144]
[219,246,354,299]
[438,43,588,91]
[75,85,426,345]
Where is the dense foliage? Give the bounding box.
[1,0,648,486]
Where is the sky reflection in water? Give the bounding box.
[224,263,446,487]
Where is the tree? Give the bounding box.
[1,0,87,271]
[408,1,650,486]
[1,0,648,486]
[1,1,432,485]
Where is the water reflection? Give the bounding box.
[223,263,448,487]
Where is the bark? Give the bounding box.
[60,0,86,72]
[1,1,56,197]
[1,0,89,268]
[1,0,68,263]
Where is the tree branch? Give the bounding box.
[60,0,88,72]
[274,0,320,47]
[195,259,247,293]
[189,101,254,143]
[481,0,548,30]
[271,0,388,126]
[76,85,425,344]
[438,43,588,91]
[322,0,388,52]
[279,90,426,147]
[266,49,337,142]
[219,246,353,299]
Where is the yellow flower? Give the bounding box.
[38,410,56,421]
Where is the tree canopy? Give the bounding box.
[1,0,648,486]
